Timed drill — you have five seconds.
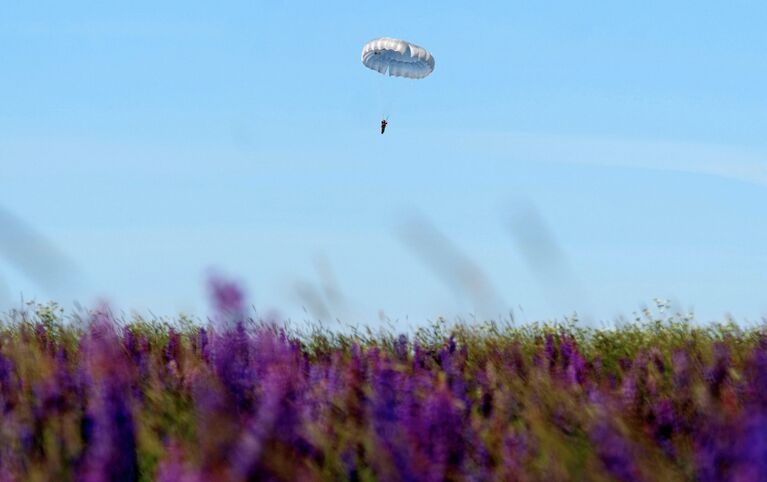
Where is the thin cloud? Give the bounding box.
[469,132,767,187]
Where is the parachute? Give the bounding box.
[361,37,435,80]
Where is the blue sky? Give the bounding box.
[2,1,766,326]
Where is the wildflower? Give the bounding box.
[590,420,643,482]
[207,275,245,318]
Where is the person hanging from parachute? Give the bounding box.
[361,37,435,134]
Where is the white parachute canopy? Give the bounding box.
[361,37,435,80]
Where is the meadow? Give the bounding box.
[0,278,765,481]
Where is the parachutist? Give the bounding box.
[381,119,387,134]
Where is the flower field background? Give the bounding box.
[1,280,766,481]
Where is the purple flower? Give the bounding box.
[194,327,210,362]
[78,320,139,482]
[746,345,767,408]
[731,412,767,482]
[207,275,245,317]
[423,388,466,481]
[590,420,643,482]
[229,360,292,480]
[544,334,558,371]
[155,443,204,482]
[369,358,420,482]
[693,412,737,482]
[651,399,676,457]
[164,329,181,366]
[563,344,587,387]
[706,342,730,399]
[0,352,18,413]
[371,362,399,425]
[213,321,254,414]
[560,335,574,367]
[413,342,429,371]
[500,429,532,479]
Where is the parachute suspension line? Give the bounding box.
[374,73,386,120]
[374,71,393,121]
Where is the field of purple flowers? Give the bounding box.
[1,281,766,481]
